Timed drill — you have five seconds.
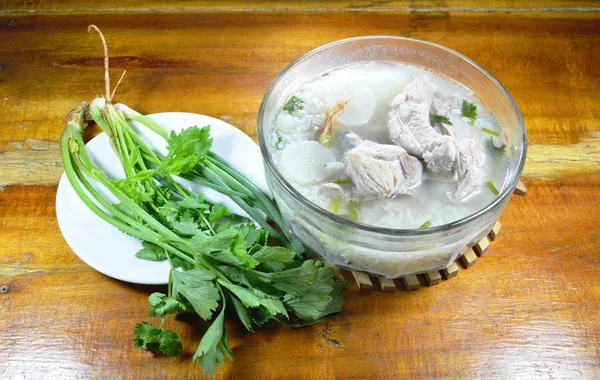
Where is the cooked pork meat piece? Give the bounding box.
[344,140,422,200]
[387,76,459,174]
[387,76,486,201]
[448,138,485,201]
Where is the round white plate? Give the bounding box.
[56,111,268,285]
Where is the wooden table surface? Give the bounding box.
[1,1,599,379]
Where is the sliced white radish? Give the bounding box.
[324,80,376,129]
[279,141,338,185]
[366,70,411,107]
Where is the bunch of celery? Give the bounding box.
[60,26,345,376]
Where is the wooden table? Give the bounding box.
[1,2,599,379]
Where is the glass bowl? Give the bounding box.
[257,36,527,279]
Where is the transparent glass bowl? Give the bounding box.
[257,36,527,278]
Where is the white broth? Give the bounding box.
[270,62,510,230]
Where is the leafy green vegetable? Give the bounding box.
[172,269,220,320]
[251,246,295,263]
[282,96,304,114]
[133,322,183,357]
[481,127,500,137]
[486,181,500,196]
[431,114,453,125]
[62,26,347,377]
[135,241,167,261]
[148,292,187,317]
[461,100,478,124]
[419,220,432,229]
[192,302,232,376]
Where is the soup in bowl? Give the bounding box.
[258,36,527,278]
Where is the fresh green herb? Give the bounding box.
[321,72,329,77]
[333,178,352,184]
[461,99,478,124]
[328,199,340,214]
[431,115,453,125]
[135,241,167,261]
[481,127,500,137]
[133,293,186,357]
[419,220,432,229]
[346,200,360,222]
[486,181,500,196]
[318,133,334,147]
[63,26,346,377]
[282,96,304,114]
[133,321,183,357]
[274,130,283,150]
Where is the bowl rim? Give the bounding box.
[257,35,527,236]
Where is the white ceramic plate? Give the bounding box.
[55,111,268,285]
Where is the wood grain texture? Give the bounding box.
[2,0,600,14]
[1,178,599,379]
[1,5,599,379]
[0,11,598,186]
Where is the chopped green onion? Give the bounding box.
[419,220,432,229]
[333,178,352,184]
[328,199,340,214]
[431,115,453,125]
[347,200,360,222]
[318,132,334,147]
[481,127,500,137]
[282,96,304,114]
[486,181,500,196]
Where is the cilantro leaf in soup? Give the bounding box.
[461,100,478,124]
[282,96,304,114]
[431,114,453,125]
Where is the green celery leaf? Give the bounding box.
[251,246,295,263]
[282,263,347,320]
[148,292,187,317]
[208,204,230,222]
[283,293,333,320]
[230,295,254,332]
[192,304,232,376]
[170,254,195,271]
[162,126,213,175]
[158,330,183,357]
[321,279,348,317]
[236,223,266,248]
[172,269,219,320]
[250,307,272,327]
[133,322,161,352]
[190,229,239,252]
[218,280,288,317]
[135,241,167,261]
[254,260,319,296]
[133,322,183,357]
[192,230,259,268]
[259,262,286,272]
[171,214,201,235]
[167,125,213,159]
